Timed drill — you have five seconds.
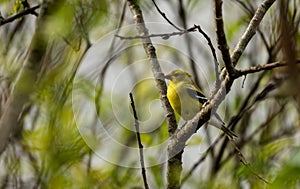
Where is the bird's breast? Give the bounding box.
[167,83,201,120]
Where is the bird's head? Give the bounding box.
[164,69,193,84]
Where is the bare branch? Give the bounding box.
[0,5,40,26]
[214,0,237,77]
[95,0,127,115]
[232,0,255,15]
[231,0,276,66]
[178,1,201,88]
[129,93,149,189]
[115,25,199,40]
[221,106,286,183]
[126,0,278,188]
[231,0,273,57]
[151,0,182,31]
[236,60,300,76]
[195,25,221,86]
[125,1,180,188]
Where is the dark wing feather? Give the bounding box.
[187,87,237,138]
[186,87,208,104]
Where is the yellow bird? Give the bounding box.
[165,69,237,138]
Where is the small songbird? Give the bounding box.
[164,69,237,138]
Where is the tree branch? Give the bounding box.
[236,60,300,77]
[231,0,276,66]
[214,0,237,77]
[151,0,182,31]
[115,25,199,40]
[0,5,40,26]
[129,93,149,189]
[195,25,221,86]
[125,1,180,188]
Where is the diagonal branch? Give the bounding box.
[214,0,237,77]
[195,25,221,86]
[231,0,276,66]
[0,5,40,26]
[129,93,149,189]
[151,0,182,31]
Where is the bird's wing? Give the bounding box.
[186,86,208,104]
[186,85,237,138]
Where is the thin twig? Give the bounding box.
[95,0,127,115]
[115,25,198,40]
[246,105,285,143]
[227,72,267,132]
[231,0,276,66]
[214,0,237,77]
[236,59,300,77]
[194,25,220,86]
[242,163,269,184]
[232,0,255,15]
[178,0,201,88]
[129,93,149,189]
[214,76,284,174]
[228,138,247,165]
[0,5,40,26]
[229,138,270,184]
[151,0,182,31]
[91,0,128,175]
[221,106,286,184]
[232,0,272,56]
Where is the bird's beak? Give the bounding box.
[164,74,172,80]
